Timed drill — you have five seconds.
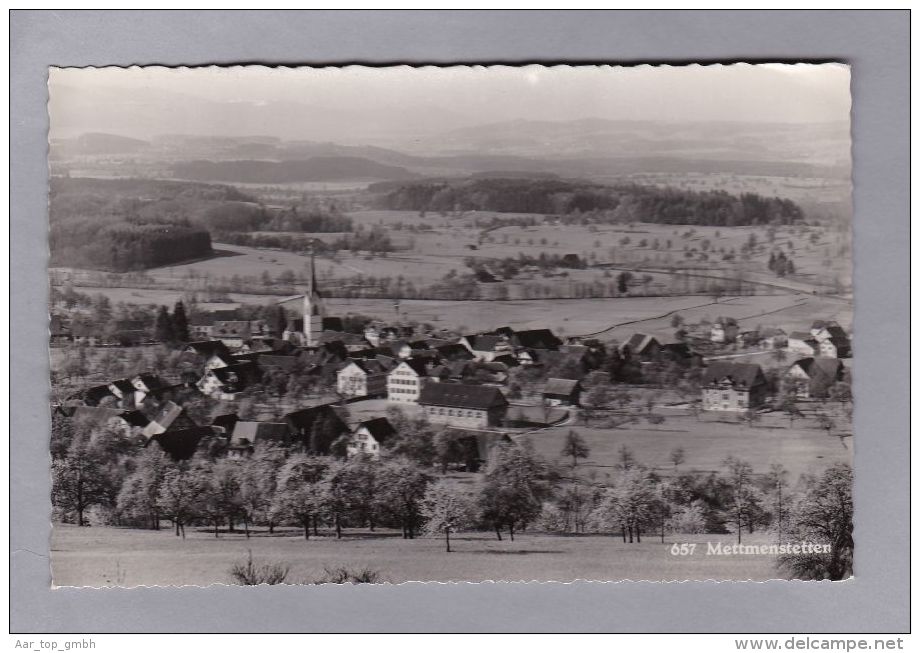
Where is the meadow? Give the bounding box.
[51,523,785,587]
[517,410,852,483]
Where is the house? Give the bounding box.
[197,362,261,400]
[620,333,661,361]
[785,358,846,399]
[107,379,138,409]
[434,343,476,362]
[211,413,240,436]
[812,323,851,358]
[510,329,562,351]
[418,383,509,429]
[226,421,291,458]
[542,378,581,407]
[347,417,397,458]
[760,328,788,350]
[142,401,197,439]
[710,318,739,344]
[146,426,214,461]
[786,332,820,357]
[445,428,512,472]
[337,358,393,397]
[459,334,513,362]
[701,362,768,412]
[76,384,117,407]
[184,341,234,369]
[735,330,762,348]
[211,320,253,349]
[131,374,166,404]
[387,358,435,404]
[284,403,349,454]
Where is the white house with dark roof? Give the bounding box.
[337,358,393,397]
[542,378,581,406]
[459,334,513,362]
[418,383,509,429]
[786,331,820,357]
[701,362,768,412]
[347,417,397,458]
[386,358,433,404]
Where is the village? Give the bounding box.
[52,249,853,472]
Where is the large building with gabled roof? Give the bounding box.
[418,382,508,428]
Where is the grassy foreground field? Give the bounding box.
[517,411,852,483]
[51,523,785,587]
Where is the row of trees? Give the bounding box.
[51,404,853,580]
[372,178,804,227]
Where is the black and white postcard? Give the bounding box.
[47,64,853,587]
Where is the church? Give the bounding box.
[281,249,343,347]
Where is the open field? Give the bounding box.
[517,410,852,483]
[51,523,785,587]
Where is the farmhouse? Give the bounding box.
[542,378,581,406]
[510,328,563,351]
[346,417,397,458]
[784,357,845,399]
[620,333,661,361]
[197,362,261,400]
[459,334,513,362]
[142,401,198,439]
[710,318,739,344]
[284,403,349,454]
[226,421,291,457]
[445,428,513,472]
[701,362,768,412]
[812,322,851,358]
[418,383,509,429]
[146,426,214,461]
[786,332,819,357]
[185,341,234,369]
[760,327,788,350]
[337,358,393,397]
[387,358,434,404]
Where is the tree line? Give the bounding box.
[51,406,852,579]
[370,178,804,227]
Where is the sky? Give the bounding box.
[48,64,851,142]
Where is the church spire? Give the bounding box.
[303,241,325,346]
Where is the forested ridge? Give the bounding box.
[370,177,804,226]
[48,177,352,271]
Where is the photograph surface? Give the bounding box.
[47,64,853,586]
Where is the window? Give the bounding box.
[722,393,729,400]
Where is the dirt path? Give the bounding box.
[576,296,745,338]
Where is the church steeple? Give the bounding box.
[303,243,325,347]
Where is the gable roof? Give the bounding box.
[543,378,580,396]
[231,421,291,447]
[436,343,476,361]
[623,333,659,354]
[465,334,507,352]
[392,358,432,376]
[701,362,766,389]
[132,374,166,391]
[109,379,136,394]
[511,329,562,350]
[789,357,844,380]
[186,340,232,358]
[147,426,213,461]
[353,417,397,443]
[418,383,508,410]
[788,331,817,342]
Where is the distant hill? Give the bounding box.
[171,157,421,183]
[52,132,151,156]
